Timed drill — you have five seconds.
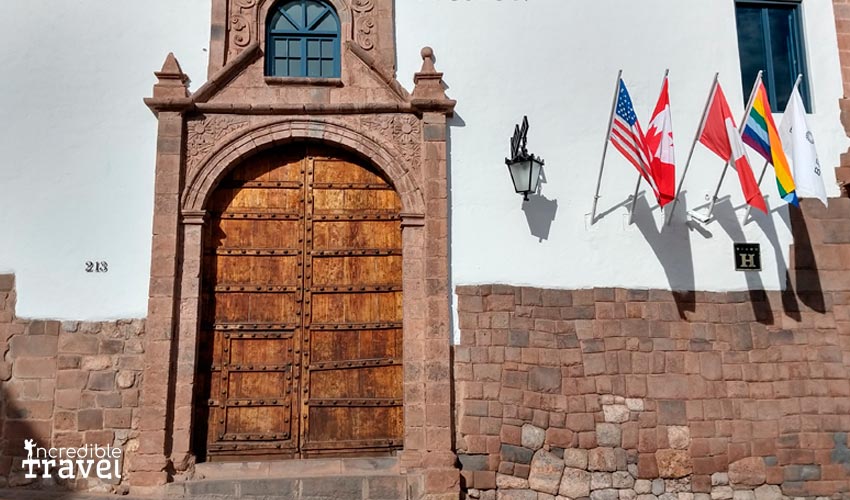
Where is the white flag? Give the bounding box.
[779,87,828,207]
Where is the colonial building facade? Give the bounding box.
[1,1,850,499]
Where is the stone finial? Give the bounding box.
[152,52,190,99]
[419,46,437,73]
[412,46,454,111]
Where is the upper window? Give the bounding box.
[735,1,811,112]
[266,0,341,78]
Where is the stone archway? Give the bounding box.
[136,37,458,497]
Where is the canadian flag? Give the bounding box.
[645,76,676,207]
[698,83,766,213]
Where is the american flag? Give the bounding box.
[610,80,658,196]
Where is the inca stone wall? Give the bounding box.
[454,201,850,500]
[0,275,145,494]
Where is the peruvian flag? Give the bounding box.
[698,83,767,213]
[645,76,676,207]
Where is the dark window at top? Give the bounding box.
[266,0,340,78]
[735,1,811,112]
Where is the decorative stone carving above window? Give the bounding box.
[228,0,259,59]
[351,0,375,51]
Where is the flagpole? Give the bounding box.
[666,72,719,225]
[702,70,763,223]
[628,69,669,225]
[743,73,803,223]
[591,69,623,225]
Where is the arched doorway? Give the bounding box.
[194,144,404,461]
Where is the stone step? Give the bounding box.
[194,457,400,480]
[167,474,407,499]
[167,458,407,499]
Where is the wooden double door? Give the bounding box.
[196,145,404,461]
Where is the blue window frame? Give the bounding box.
[266,0,340,78]
[734,1,811,112]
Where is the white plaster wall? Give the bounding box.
[395,1,848,306]
[0,1,210,319]
[0,1,847,320]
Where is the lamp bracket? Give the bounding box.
[509,116,530,161]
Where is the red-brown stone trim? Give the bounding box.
[182,117,426,216]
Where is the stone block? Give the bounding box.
[528,450,564,495]
[458,453,488,472]
[10,335,58,357]
[521,424,545,451]
[77,409,103,431]
[366,476,406,500]
[591,489,620,500]
[559,467,590,498]
[116,370,136,389]
[58,334,99,354]
[81,355,113,371]
[613,470,635,489]
[87,371,115,391]
[301,477,362,498]
[603,404,630,423]
[12,357,56,378]
[563,448,588,469]
[727,457,766,487]
[656,449,692,478]
[710,473,728,486]
[591,472,613,489]
[667,426,690,450]
[501,444,533,465]
[710,486,733,500]
[626,398,645,411]
[635,478,652,494]
[620,491,638,500]
[528,366,561,393]
[496,473,528,489]
[496,490,536,500]
[597,423,622,447]
[588,447,617,472]
[657,401,687,425]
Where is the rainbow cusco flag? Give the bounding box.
[742,82,798,206]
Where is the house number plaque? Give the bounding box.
[85,261,109,273]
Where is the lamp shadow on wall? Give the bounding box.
[631,193,696,316]
[522,168,558,241]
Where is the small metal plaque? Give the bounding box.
[734,243,761,271]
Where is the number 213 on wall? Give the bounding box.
[85,261,108,273]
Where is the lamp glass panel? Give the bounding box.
[508,160,532,194]
[529,159,542,195]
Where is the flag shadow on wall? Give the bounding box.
[713,198,807,324]
[522,168,558,242]
[631,193,696,317]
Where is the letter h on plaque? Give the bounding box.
[734,243,761,272]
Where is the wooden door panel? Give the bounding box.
[310,366,402,399]
[305,407,403,447]
[310,292,401,324]
[309,329,402,362]
[312,221,401,249]
[215,219,300,248]
[312,255,402,284]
